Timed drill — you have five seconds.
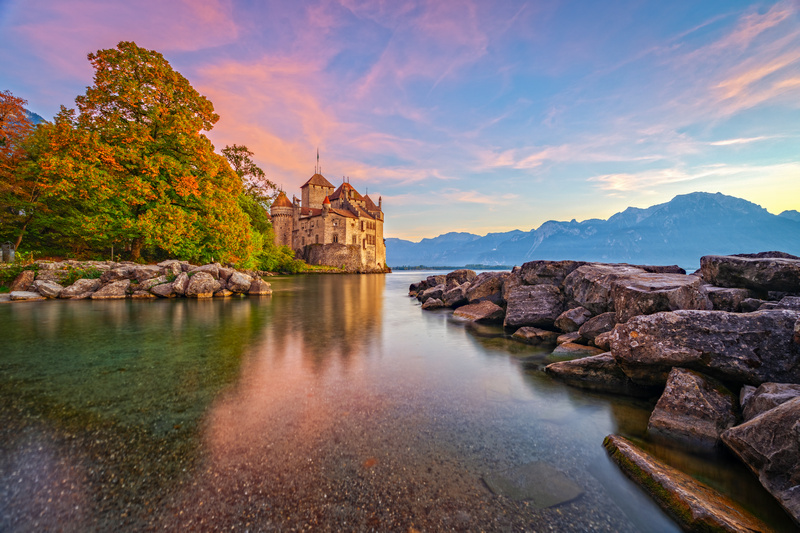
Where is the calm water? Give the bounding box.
[0,272,792,531]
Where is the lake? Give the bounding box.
[0,272,792,531]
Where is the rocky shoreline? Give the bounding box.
[411,253,800,530]
[2,260,273,301]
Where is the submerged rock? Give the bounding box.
[511,327,559,345]
[453,301,505,323]
[603,435,772,532]
[482,461,583,508]
[248,278,272,295]
[647,368,738,448]
[546,353,658,398]
[421,298,445,310]
[556,331,581,345]
[700,254,800,294]
[504,285,565,329]
[722,397,800,525]
[741,383,800,422]
[548,342,604,362]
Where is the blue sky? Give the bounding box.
[1,0,799,240]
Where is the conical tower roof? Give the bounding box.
[272,190,292,208]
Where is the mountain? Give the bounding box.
[386,192,800,270]
[25,109,46,124]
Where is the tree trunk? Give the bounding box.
[130,236,144,261]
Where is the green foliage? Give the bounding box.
[0,262,39,288]
[223,144,276,209]
[60,266,103,287]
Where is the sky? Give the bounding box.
[1,0,799,241]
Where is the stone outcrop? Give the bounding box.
[611,273,711,323]
[227,271,254,293]
[421,298,445,310]
[189,263,220,279]
[760,296,800,311]
[9,270,35,292]
[31,279,64,298]
[445,269,476,288]
[504,285,564,328]
[465,272,506,304]
[604,435,772,532]
[151,282,176,298]
[546,353,661,398]
[519,260,585,287]
[172,272,189,296]
[185,273,221,298]
[9,291,45,301]
[91,279,131,299]
[722,397,800,525]
[609,309,800,387]
[563,264,646,315]
[248,278,273,295]
[419,284,445,303]
[647,368,738,448]
[705,286,751,312]
[554,306,591,333]
[442,283,469,308]
[138,275,168,291]
[59,278,102,299]
[701,254,800,294]
[511,327,560,345]
[740,382,800,421]
[453,301,505,323]
[577,312,616,345]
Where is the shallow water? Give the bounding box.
[0,272,793,531]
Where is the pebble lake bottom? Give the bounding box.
[0,272,794,532]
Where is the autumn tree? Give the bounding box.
[37,41,254,262]
[222,144,277,208]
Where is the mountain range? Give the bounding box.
[385,192,800,270]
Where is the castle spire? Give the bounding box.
[316,148,319,174]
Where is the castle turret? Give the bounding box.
[322,195,330,217]
[270,191,294,247]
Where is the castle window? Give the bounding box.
[315,235,319,244]
[333,234,338,243]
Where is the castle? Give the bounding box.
[270,169,387,272]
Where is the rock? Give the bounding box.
[701,254,800,294]
[465,272,507,304]
[172,272,189,296]
[150,282,175,298]
[548,342,604,362]
[612,273,712,323]
[504,285,565,329]
[722,397,800,524]
[445,269,477,288]
[741,383,800,421]
[556,331,581,345]
[741,297,766,312]
[705,286,752,312]
[635,264,686,274]
[512,327,560,345]
[442,283,469,308]
[9,291,45,301]
[648,368,738,448]
[33,270,71,283]
[563,263,647,315]
[131,290,155,299]
[740,385,756,412]
[501,270,523,302]
[761,296,800,311]
[214,288,234,298]
[409,281,426,297]
[604,435,772,532]
[100,266,136,283]
[795,318,800,344]
[577,312,616,345]
[546,353,659,398]
[31,279,64,298]
[157,259,185,276]
[189,263,221,279]
[609,309,800,387]
[482,461,582,507]
[218,266,235,282]
[419,284,445,303]
[91,279,131,299]
[227,271,254,293]
[132,265,163,282]
[426,275,446,288]
[594,331,614,351]
[59,278,102,298]
[554,306,592,333]
[138,275,168,291]
[248,278,272,295]
[8,270,35,292]
[185,272,220,298]
[519,260,585,287]
[421,298,445,310]
[453,301,505,323]
[735,251,800,260]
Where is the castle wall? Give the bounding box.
[302,184,333,210]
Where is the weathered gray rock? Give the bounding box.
[741,382,800,421]
[227,271,254,293]
[419,283,445,303]
[465,272,507,304]
[482,461,583,507]
[218,266,235,282]
[701,254,800,294]
[59,278,102,298]
[556,331,581,345]
[150,282,175,298]
[564,263,646,315]
[795,318,800,344]
[648,368,738,448]
[501,270,523,302]
[548,342,604,361]
[131,290,155,299]
[609,309,800,387]
[612,273,711,323]
[722,397,800,525]
[577,312,616,344]
[421,298,445,310]
[189,263,221,279]
[604,435,772,532]
[741,297,767,312]
[409,281,426,297]
[635,264,686,274]
[132,265,163,282]
[512,327,560,345]
[740,385,756,412]
[594,331,614,352]
[453,301,505,323]
[705,286,752,312]
[172,272,189,296]
[100,266,136,283]
[546,353,659,398]
[519,260,585,287]
[31,279,64,298]
[248,278,272,295]
[214,288,234,298]
[442,283,469,308]
[504,285,565,328]
[445,269,476,288]
[9,291,45,301]
[157,259,185,276]
[760,296,800,311]
[8,270,35,292]
[426,275,446,288]
[34,270,70,283]
[554,306,591,333]
[91,279,131,299]
[185,272,220,298]
[138,275,168,291]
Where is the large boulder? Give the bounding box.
[91,279,131,299]
[705,286,752,312]
[501,270,523,302]
[217,266,235,282]
[227,271,254,293]
[609,309,800,387]
[577,312,616,345]
[512,327,560,346]
[189,263,221,280]
[548,342,604,361]
[442,282,469,308]
[421,298,445,310]
[34,270,70,283]
[138,275,168,291]
[151,282,176,298]
[611,273,711,323]
[700,254,800,294]
[647,368,738,448]
[554,306,591,333]
[248,278,272,295]
[185,272,220,298]
[419,283,445,303]
[563,263,646,315]
[722,397,800,525]
[9,291,45,301]
[8,270,35,292]
[519,260,585,287]
[31,279,64,298]
[741,383,800,421]
[760,296,800,311]
[132,265,163,282]
[453,301,505,323]
[100,266,136,283]
[604,435,772,532]
[465,272,507,305]
[59,278,102,299]
[172,272,190,296]
[157,259,185,276]
[546,354,660,398]
[504,285,565,328]
[445,269,476,288]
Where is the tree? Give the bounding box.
[0,90,37,248]
[37,41,254,263]
[222,144,277,208]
